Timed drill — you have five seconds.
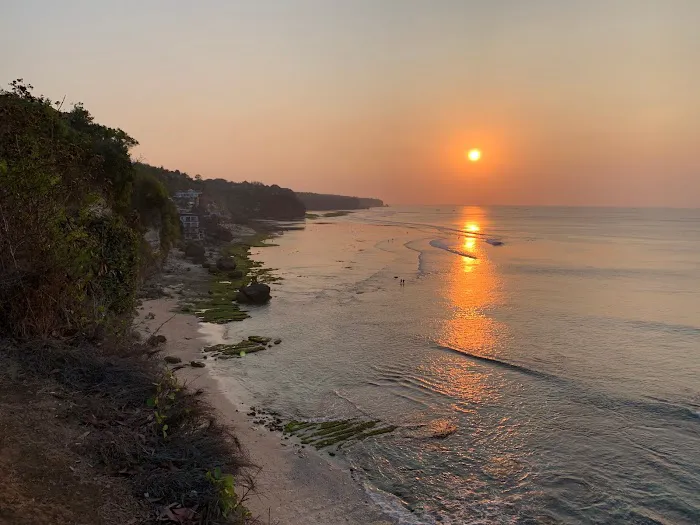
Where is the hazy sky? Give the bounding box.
[2,0,699,206]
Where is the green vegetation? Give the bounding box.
[186,235,280,324]
[305,212,320,220]
[203,336,274,358]
[206,468,251,520]
[283,419,397,450]
[132,163,181,254]
[136,162,306,221]
[297,192,384,211]
[0,80,177,338]
[0,80,251,523]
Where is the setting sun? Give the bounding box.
[467,149,481,162]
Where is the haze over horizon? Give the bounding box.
[2,0,699,207]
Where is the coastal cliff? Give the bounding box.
[0,81,253,524]
[296,191,385,210]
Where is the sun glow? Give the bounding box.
[467,149,481,162]
[467,223,480,233]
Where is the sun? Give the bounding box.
[467,148,481,162]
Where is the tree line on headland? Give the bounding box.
[297,192,385,211]
[135,163,307,222]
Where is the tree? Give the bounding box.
[0,80,142,338]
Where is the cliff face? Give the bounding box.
[296,192,384,211]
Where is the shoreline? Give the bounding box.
[137,262,394,524]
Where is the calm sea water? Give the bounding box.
[209,206,700,524]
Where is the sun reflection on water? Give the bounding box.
[442,214,501,354]
[424,208,526,497]
[433,208,507,404]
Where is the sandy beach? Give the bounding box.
[136,257,393,525]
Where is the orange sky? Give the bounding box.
[2,1,699,206]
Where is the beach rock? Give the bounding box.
[248,335,271,344]
[190,361,206,368]
[164,355,182,364]
[236,283,271,304]
[184,242,205,259]
[147,334,167,347]
[216,257,237,272]
[274,338,282,345]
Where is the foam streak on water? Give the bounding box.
[210,206,700,524]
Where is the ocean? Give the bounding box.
[207,206,700,524]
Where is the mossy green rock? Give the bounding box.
[185,236,280,324]
[196,304,249,324]
[203,338,269,358]
[283,419,397,450]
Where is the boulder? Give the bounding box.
[216,257,237,272]
[184,242,205,259]
[190,361,206,368]
[236,283,271,304]
[164,355,182,364]
[147,334,167,347]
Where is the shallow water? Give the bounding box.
[208,206,700,524]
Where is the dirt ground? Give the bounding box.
[0,351,147,525]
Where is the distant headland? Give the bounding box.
[296,192,385,211]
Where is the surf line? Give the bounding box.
[429,239,478,259]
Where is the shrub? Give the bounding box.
[0,81,142,338]
[132,164,180,254]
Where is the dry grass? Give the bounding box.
[0,339,254,525]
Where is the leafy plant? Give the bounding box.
[146,371,180,439]
[206,467,249,519]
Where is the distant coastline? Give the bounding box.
[296,191,384,211]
